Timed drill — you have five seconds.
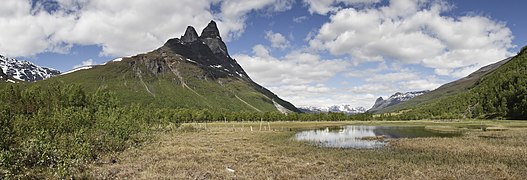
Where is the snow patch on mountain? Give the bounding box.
[62,65,94,75]
[273,99,293,114]
[299,105,366,114]
[0,55,60,82]
[368,91,429,113]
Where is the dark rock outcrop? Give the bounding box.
[0,68,7,80]
[181,26,199,44]
[200,20,229,57]
[162,21,248,80]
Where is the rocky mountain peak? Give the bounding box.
[114,20,300,113]
[374,97,384,104]
[201,20,221,39]
[161,20,244,80]
[200,20,229,57]
[368,90,429,113]
[0,55,60,82]
[181,26,199,44]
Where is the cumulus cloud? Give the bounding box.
[234,44,362,107]
[73,59,96,69]
[309,0,514,78]
[302,0,380,15]
[0,0,293,57]
[362,67,444,93]
[265,31,291,50]
[235,44,349,86]
[279,88,377,107]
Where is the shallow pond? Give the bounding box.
[295,126,462,149]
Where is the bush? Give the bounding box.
[0,83,178,178]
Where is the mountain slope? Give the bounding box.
[0,55,60,82]
[368,91,429,113]
[392,47,527,119]
[378,57,513,114]
[46,21,299,113]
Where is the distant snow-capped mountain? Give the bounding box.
[0,55,60,82]
[368,91,429,113]
[299,105,366,114]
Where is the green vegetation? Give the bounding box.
[1,39,526,178]
[47,53,291,113]
[0,82,371,178]
[0,83,182,178]
[380,47,527,120]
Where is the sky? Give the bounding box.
[0,0,525,108]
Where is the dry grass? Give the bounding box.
[86,121,527,179]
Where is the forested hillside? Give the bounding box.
[394,47,527,119]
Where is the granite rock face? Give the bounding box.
[180,26,200,44]
[200,21,229,57]
[163,20,248,80]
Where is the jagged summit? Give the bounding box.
[175,20,230,57]
[200,20,229,57]
[0,55,60,82]
[374,97,384,105]
[181,26,199,44]
[201,20,221,39]
[162,21,246,79]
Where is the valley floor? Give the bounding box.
[86,120,527,179]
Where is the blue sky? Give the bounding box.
[0,0,525,108]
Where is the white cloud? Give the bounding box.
[365,71,420,83]
[73,59,96,69]
[345,61,387,77]
[235,44,349,86]
[234,44,360,107]
[349,84,393,95]
[293,16,308,23]
[284,90,377,108]
[0,0,293,57]
[302,0,380,15]
[309,0,514,78]
[265,31,291,50]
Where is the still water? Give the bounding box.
[295,126,461,149]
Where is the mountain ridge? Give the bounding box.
[299,105,366,114]
[0,55,60,82]
[383,47,527,119]
[368,91,429,113]
[47,20,300,113]
[376,57,513,114]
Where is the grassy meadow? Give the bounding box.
[85,120,527,179]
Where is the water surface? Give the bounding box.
[295,126,461,149]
